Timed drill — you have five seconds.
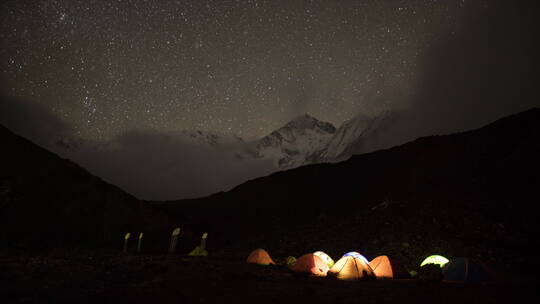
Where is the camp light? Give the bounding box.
[201,232,208,250]
[137,232,144,253]
[342,252,369,264]
[123,233,131,253]
[169,227,181,253]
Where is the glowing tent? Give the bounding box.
[369,255,410,279]
[420,255,449,268]
[290,253,329,277]
[246,248,275,265]
[329,256,375,280]
[342,252,369,264]
[442,258,500,283]
[313,251,335,267]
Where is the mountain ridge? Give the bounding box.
[156,108,540,275]
[254,113,337,168]
[0,124,179,250]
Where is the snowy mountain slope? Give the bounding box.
[56,111,393,173]
[48,111,397,199]
[320,113,373,161]
[239,111,398,169]
[320,111,398,162]
[254,114,336,168]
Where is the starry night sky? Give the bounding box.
[1,1,539,200]
[1,0,467,141]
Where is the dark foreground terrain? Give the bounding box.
[2,109,539,303]
[0,253,534,304]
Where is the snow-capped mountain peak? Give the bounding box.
[256,114,336,168]
[280,113,336,134]
[321,110,398,161]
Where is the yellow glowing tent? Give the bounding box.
[329,256,375,280]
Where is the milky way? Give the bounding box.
[1,0,465,140]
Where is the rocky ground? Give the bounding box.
[1,253,535,304]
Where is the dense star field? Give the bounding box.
[2,0,464,140]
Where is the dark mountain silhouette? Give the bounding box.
[2,108,539,280]
[157,108,540,278]
[0,125,177,251]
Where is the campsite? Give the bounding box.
[2,108,540,303]
[1,1,539,302]
[1,250,535,303]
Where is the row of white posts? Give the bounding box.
[122,228,208,254]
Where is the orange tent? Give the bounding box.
[246,248,275,265]
[290,253,329,277]
[369,255,410,279]
[329,256,375,280]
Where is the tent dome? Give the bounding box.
[330,256,375,280]
[369,255,410,279]
[246,248,275,265]
[442,257,500,283]
[342,252,369,264]
[420,255,449,268]
[313,251,335,267]
[290,253,329,277]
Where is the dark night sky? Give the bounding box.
[1,0,539,200]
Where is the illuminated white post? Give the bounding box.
[169,227,181,253]
[200,232,208,250]
[123,233,131,254]
[137,232,144,253]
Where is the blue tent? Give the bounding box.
[442,258,499,283]
[342,252,369,264]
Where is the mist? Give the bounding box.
[356,0,540,153]
[69,131,275,200]
[0,96,276,200]
[0,96,74,149]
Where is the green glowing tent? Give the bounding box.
[420,255,449,267]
